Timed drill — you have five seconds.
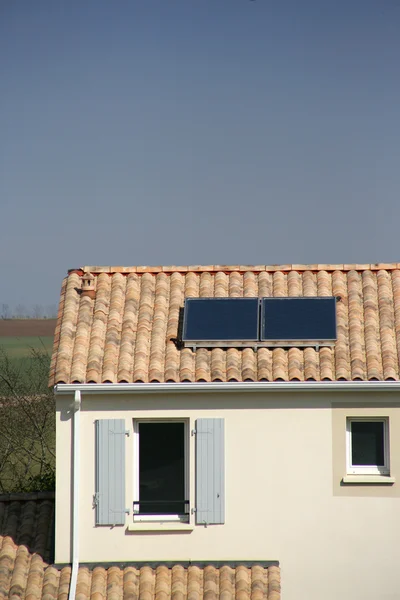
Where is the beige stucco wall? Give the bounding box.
[56,391,400,600]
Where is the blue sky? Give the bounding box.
[1,0,400,309]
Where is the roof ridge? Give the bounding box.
[77,263,400,275]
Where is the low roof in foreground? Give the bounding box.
[0,494,280,600]
[49,264,400,385]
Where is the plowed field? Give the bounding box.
[0,319,56,337]
[0,320,56,358]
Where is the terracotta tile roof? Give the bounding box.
[49,264,400,384]
[0,495,280,600]
[0,492,54,562]
[59,564,280,600]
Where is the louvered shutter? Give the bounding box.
[195,418,225,525]
[95,419,127,526]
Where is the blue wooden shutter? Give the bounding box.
[195,418,225,525]
[95,419,127,526]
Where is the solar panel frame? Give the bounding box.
[182,297,260,346]
[260,297,337,346]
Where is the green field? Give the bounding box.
[0,336,54,380]
[0,336,54,358]
[0,319,56,361]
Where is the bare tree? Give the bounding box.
[46,304,58,319]
[14,304,27,319]
[0,349,55,492]
[32,304,44,319]
[1,304,10,319]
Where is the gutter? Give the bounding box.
[69,390,81,600]
[55,380,400,394]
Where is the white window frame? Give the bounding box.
[132,418,190,523]
[346,417,390,476]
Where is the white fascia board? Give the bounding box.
[54,381,400,395]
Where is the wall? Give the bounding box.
[55,390,400,600]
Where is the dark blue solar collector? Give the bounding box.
[261,297,337,345]
[182,298,259,344]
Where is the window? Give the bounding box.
[94,417,225,527]
[346,418,390,475]
[133,420,190,522]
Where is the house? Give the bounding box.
[48,264,400,600]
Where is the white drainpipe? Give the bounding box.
[68,389,81,600]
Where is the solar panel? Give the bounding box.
[261,297,337,344]
[182,298,259,345]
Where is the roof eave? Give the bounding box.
[54,380,400,395]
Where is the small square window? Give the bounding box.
[346,418,390,476]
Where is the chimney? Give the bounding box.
[81,272,96,299]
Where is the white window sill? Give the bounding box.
[342,475,395,484]
[127,522,194,532]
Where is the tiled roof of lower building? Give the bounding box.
[49,264,400,384]
[0,493,54,562]
[0,494,280,600]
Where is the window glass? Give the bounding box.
[351,421,384,466]
[139,422,185,514]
